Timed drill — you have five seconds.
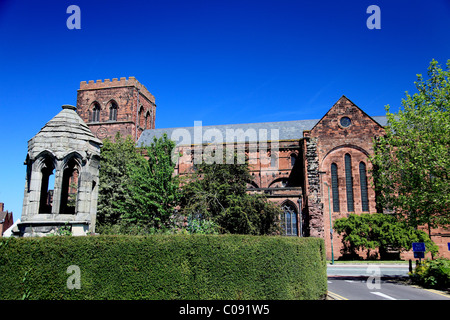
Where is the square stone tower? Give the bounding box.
[76,77,156,142]
[18,105,102,236]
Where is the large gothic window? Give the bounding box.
[345,153,354,212]
[331,163,340,212]
[282,202,298,236]
[359,161,369,212]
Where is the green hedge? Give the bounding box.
[0,235,326,300]
[409,258,450,290]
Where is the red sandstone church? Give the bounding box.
[76,77,449,259]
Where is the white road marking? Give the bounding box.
[370,292,397,300]
[327,281,332,284]
[345,280,354,283]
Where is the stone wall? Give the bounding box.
[308,96,386,259]
[303,137,324,238]
[18,105,102,237]
[76,77,156,142]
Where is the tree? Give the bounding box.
[371,59,450,232]
[96,133,180,234]
[333,213,438,259]
[179,151,282,235]
[123,134,180,229]
[96,133,141,229]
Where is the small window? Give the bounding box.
[109,101,118,121]
[290,154,296,167]
[340,116,351,128]
[145,111,150,129]
[282,203,298,236]
[91,102,100,122]
[270,152,277,168]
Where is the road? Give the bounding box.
[327,264,450,300]
[327,263,410,277]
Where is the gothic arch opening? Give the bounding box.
[138,106,145,128]
[281,200,298,236]
[38,156,56,214]
[145,111,151,129]
[268,178,289,188]
[90,101,101,122]
[108,100,118,121]
[59,156,80,214]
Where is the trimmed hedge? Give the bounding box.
[0,235,326,300]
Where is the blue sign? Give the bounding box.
[448,243,450,251]
[412,242,426,252]
[414,252,425,259]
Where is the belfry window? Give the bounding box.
[138,106,144,128]
[282,202,298,236]
[109,101,118,121]
[145,111,150,129]
[345,153,354,212]
[331,163,340,212]
[359,162,369,212]
[91,102,100,122]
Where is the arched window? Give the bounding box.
[109,101,118,121]
[359,162,369,212]
[38,157,55,214]
[138,106,144,128]
[331,163,340,212]
[145,111,150,129]
[345,153,354,212]
[59,157,79,215]
[91,102,100,122]
[149,109,153,129]
[282,202,298,236]
[268,178,289,188]
[290,154,297,167]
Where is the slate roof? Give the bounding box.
[27,105,102,160]
[137,115,387,147]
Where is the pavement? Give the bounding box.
[327,263,450,300]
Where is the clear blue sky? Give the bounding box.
[1,0,449,222]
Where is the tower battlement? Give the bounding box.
[79,76,155,103]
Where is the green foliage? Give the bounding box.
[97,132,141,227]
[123,134,180,228]
[371,59,450,230]
[333,213,438,259]
[179,151,282,235]
[0,235,327,300]
[410,258,450,290]
[186,215,220,234]
[96,132,179,234]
